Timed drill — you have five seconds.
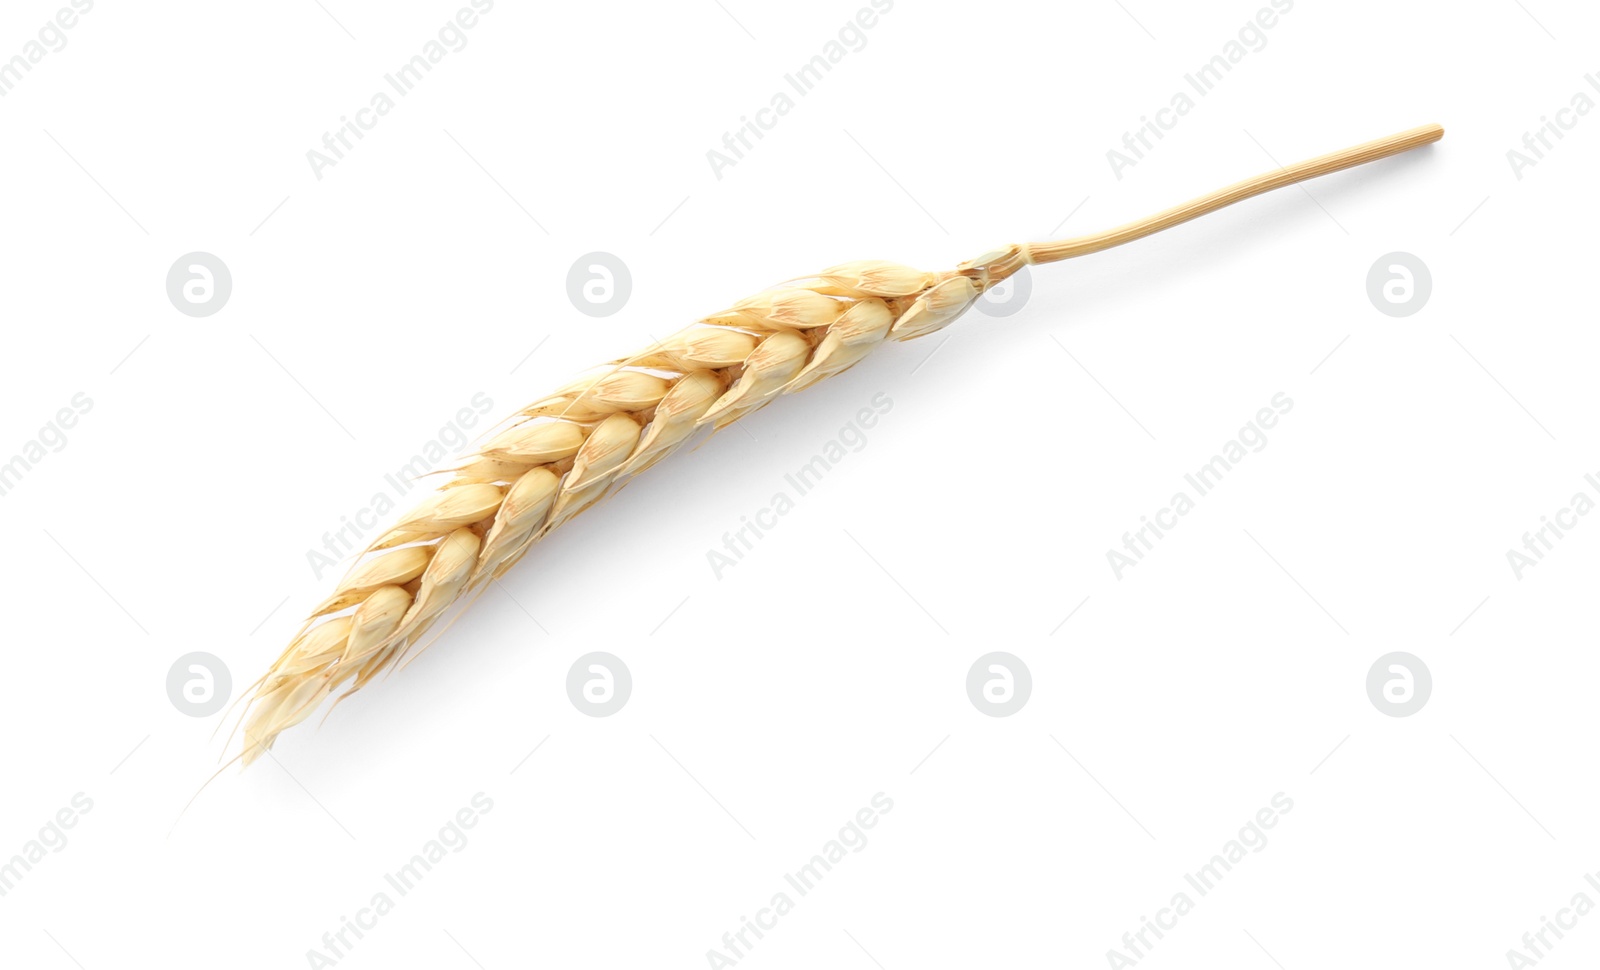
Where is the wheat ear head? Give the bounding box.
[237,124,1443,764]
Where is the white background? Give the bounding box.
[2,0,1597,967]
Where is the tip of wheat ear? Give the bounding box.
[235,124,1443,765]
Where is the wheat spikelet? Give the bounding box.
[236,124,1444,764]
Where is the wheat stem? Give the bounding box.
[967,124,1445,283]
